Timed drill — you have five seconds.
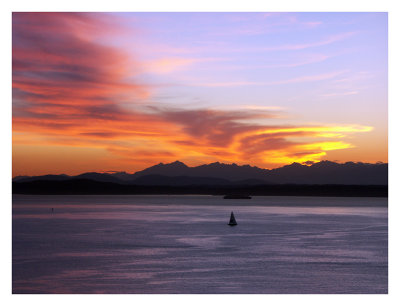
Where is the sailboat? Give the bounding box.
[228,211,237,226]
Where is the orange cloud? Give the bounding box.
[12,13,376,176]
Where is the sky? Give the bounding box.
[12,12,388,176]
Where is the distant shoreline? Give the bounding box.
[12,194,387,208]
[12,179,388,198]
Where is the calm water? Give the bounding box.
[12,195,388,294]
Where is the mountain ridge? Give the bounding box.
[13,160,388,186]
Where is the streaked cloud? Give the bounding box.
[12,12,385,175]
[192,70,347,87]
[143,57,204,74]
[214,12,323,36]
[260,32,357,51]
[321,91,359,97]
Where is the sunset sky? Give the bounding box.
[12,12,388,176]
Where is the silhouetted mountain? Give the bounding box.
[190,162,268,181]
[75,172,123,184]
[132,161,189,178]
[12,176,30,182]
[132,175,231,186]
[108,171,134,181]
[13,174,70,182]
[266,161,388,185]
[131,160,387,185]
[130,161,271,182]
[12,160,388,186]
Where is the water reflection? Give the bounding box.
[13,195,388,294]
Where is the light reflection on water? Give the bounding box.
[12,195,387,294]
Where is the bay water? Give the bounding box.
[12,195,388,294]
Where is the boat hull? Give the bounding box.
[223,195,251,199]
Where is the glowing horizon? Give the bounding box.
[12,12,388,176]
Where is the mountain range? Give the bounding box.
[13,160,388,186]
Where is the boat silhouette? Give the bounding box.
[228,211,237,226]
[223,195,251,199]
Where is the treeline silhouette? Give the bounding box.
[13,179,388,197]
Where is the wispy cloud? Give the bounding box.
[12,12,149,104]
[261,31,358,51]
[214,105,286,111]
[12,13,377,175]
[321,91,359,97]
[142,57,224,75]
[268,70,347,85]
[274,54,330,68]
[217,12,323,36]
[201,53,332,72]
[194,81,259,88]
[332,71,373,84]
[192,70,347,87]
[187,31,357,56]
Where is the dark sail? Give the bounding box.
[228,212,237,226]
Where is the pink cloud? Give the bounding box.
[142,57,224,75]
[191,70,347,88]
[12,13,376,175]
[267,70,347,85]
